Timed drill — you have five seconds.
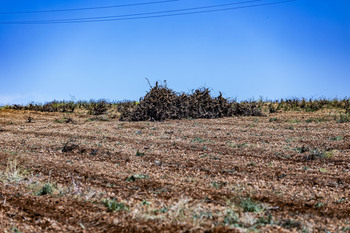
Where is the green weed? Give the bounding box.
[305,117,329,123]
[240,198,263,213]
[223,210,240,227]
[126,174,149,182]
[102,199,128,212]
[227,142,248,148]
[305,148,334,160]
[269,117,278,122]
[336,114,350,123]
[279,219,302,230]
[211,181,227,189]
[191,137,205,143]
[329,136,343,141]
[288,118,300,124]
[36,183,55,196]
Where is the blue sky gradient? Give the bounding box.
[0,0,349,105]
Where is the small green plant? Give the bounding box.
[324,150,335,159]
[319,168,329,173]
[227,142,248,148]
[223,210,240,227]
[193,211,213,220]
[257,214,273,225]
[288,118,300,124]
[1,156,27,183]
[335,114,350,123]
[54,117,73,123]
[329,136,343,141]
[279,219,302,230]
[9,226,22,233]
[191,137,205,143]
[305,117,329,123]
[141,200,151,206]
[87,116,109,122]
[269,117,278,122]
[36,183,55,196]
[315,202,324,208]
[335,198,346,204]
[305,148,333,160]
[156,207,168,213]
[240,198,263,213]
[208,154,220,160]
[126,174,149,182]
[293,146,309,153]
[211,181,227,189]
[102,199,128,212]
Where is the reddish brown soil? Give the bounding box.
[0,109,349,232]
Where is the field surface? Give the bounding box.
[0,109,350,232]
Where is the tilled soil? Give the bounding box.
[0,109,349,232]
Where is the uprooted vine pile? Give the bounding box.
[119,83,262,121]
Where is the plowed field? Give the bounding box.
[0,109,349,232]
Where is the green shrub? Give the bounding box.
[336,114,350,123]
[36,183,54,196]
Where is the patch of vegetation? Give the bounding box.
[135,150,145,157]
[5,99,137,115]
[9,226,22,233]
[269,117,278,122]
[240,198,263,213]
[141,200,151,206]
[329,136,343,141]
[288,118,300,124]
[36,183,55,196]
[222,210,242,227]
[305,117,329,123]
[102,199,128,212]
[279,219,302,230]
[54,117,73,123]
[335,114,350,123]
[5,94,350,121]
[0,156,27,183]
[87,116,109,122]
[276,98,350,112]
[257,214,273,225]
[319,168,329,173]
[209,155,221,160]
[211,181,227,189]
[304,148,334,160]
[191,137,205,143]
[226,142,248,148]
[247,162,256,167]
[126,174,149,182]
[293,146,309,153]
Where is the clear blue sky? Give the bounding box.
[0,0,349,105]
